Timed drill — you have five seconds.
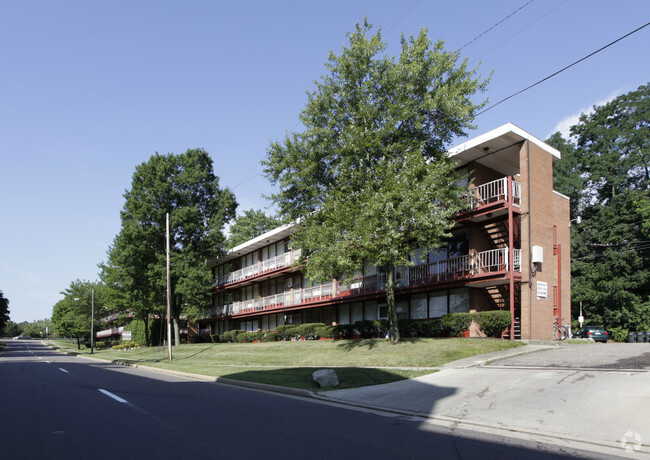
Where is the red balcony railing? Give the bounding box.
[204,247,520,318]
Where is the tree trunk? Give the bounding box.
[76,334,81,350]
[173,317,180,346]
[385,264,400,344]
[143,315,150,347]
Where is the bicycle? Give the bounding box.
[553,317,568,341]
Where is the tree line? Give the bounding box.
[548,82,650,332]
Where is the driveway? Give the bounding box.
[323,343,650,456]
[487,342,650,370]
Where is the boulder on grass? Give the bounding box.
[312,369,339,388]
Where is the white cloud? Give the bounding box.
[548,89,624,139]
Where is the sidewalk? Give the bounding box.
[317,343,649,457]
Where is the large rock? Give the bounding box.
[312,369,339,388]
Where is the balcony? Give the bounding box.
[215,249,302,287]
[207,247,520,318]
[463,177,521,211]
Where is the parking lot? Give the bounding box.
[489,342,650,370]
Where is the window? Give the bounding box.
[396,300,408,319]
[339,304,350,324]
[411,294,428,319]
[364,301,378,320]
[450,288,470,313]
[378,304,388,319]
[351,302,363,323]
[429,291,447,318]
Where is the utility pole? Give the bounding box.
[90,288,95,354]
[166,212,172,361]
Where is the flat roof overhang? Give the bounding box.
[448,122,561,176]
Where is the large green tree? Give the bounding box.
[51,280,104,349]
[0,290,10,335]
[227,209,281,249]
[571,83,649,204]
[549,83,650,331]
[263,20,488,343]
[102,149,236,345]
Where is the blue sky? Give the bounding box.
[2,0,649,323]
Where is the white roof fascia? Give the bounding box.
[553,190,570,201]
[447,122,561,160]
[230,221,296,254]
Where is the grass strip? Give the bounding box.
[49,338,522,390]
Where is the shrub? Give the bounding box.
[112,341,140,350]
[190,334,213,343]
[608,327,628,343]
[372,320,390,338]
[332,324,355,340]
[314,326,334,339]
[237,331,261,343]
[441,313,473,337]
[398,318,417,338]
[354,320,375,338]
[296,323,327,340]
[261,331,280,342]
[219,329,245,343]
[474,310,512,338]
[275,325,299,340]
[413,319,442,338]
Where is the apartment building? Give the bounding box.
[200,123,571,340]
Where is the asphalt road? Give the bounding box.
[0,340,609,459]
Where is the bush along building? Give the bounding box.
[199,124,571,341]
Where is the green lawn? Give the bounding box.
[49,338,523,390]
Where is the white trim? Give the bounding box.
[448,123,561,160]
[553,190,570,201]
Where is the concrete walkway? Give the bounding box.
[319,343,650,457]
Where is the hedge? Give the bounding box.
[474,310,512,338]
[440,313,474,337]
[213,311,513,343]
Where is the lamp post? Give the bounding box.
[73,288,95,354]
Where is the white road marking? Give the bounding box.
[58,368,69,374]
[98,389,129,404]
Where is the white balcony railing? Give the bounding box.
[209,247,520,317]
[465,177,521,210]
[215,249,302,286]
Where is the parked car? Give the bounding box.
[12,334,31,340]
[573,326,608,343]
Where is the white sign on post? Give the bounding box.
[122,330,132,341]
[537,281,548,299]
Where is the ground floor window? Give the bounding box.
[450,288,470,313]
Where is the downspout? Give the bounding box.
[527,139,533,340]
[508,176,515,340]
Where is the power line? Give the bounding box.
[471,0,567,64]
[476,21,650,117]
[457,0,535,52]
[385,1,419,34]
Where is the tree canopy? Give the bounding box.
[51,280,103,348]
[548,82,650,332]
[227,209,281,249]
[101,149,236,345]
[263,19,488,342]
[0,290,10,334]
